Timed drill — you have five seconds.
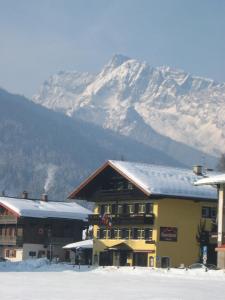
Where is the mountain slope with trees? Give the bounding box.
[0,88,186,200]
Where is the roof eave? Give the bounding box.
[0,202,21,218]
[68,160,151,200]
[149,193,217,202]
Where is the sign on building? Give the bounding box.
[160,227,178,242]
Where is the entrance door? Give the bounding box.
[133,253,148,267]
[161,257,170,268]
[149,256,154,267]
[119,251,128,266]
[99,251,113,266]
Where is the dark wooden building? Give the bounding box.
[0,194,90,261]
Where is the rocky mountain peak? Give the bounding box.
[32,55,225,158]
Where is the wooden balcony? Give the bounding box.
[0,236,18,246]
[0,215,17,224]
[88,213,154,226]
[93,189,147,201]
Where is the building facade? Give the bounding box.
[195,174,225,269]
[69,160,217,268]
[0,195,90,261]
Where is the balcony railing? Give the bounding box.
[93,189,144,200]
[88,213,154,226]
[0,215,17,224]
[0,236,16,245]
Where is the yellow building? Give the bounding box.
[69,160,217,268]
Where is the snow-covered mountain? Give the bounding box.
[33,54,225,164]
[0,88,186,200]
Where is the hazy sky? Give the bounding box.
[0,0,225,97]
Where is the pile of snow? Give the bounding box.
[0,258,50,272]
[63,239,93,249]
[0,259,225,280]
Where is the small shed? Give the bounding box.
[63,239,93,265]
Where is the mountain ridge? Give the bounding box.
[0,87,189,200]
[33,54,224,164]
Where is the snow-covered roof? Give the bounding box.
[108,160,217,200]
[0,197,91,221]
[194,174,225,186]
[63,239,93,249]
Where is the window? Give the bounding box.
[146,203,153,214]
[29,251,36,257]
[202,207,210,218]
[122,204,128,215]
[129,204,134,214]
[38,250,45,258]
[132,228,138,239]
[0,206,4,215]
[8,227,13,236]
[96,228,107,239]
[5,249,10,257]
[111,204,116,215]
[211,208,217,219]
[117,180,124,190]
[134,203,139,214]
[106,205,111,214]
[202,207,217,219]
[117,205,123,214]
[100,205,105,215]
[99,228,107,239]
[121,228,129,239]
[5,249,16,258]
[114,229,119,239]
[139,204,145,214]
[110,228,116,239]
[128,182,133,190]
[144,229,153,240]
[138,229,144,239]
[117,229,122,239]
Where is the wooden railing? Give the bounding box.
[88,213,154,226]
[93,189,145,201]
[0,215,17,224]
[0,236,16,245]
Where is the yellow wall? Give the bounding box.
[92,198,216,267]
[155,198,216,267]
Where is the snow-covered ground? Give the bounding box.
[0,259,225,300]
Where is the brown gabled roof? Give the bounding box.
[68,160,150,199]
[68,160,217,201]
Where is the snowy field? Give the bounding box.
[0,259,225,300]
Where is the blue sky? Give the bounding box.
[0,0,225,97]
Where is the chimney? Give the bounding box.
[22,191,28,199]
[41,193,48,202]
[193,165,204,176]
